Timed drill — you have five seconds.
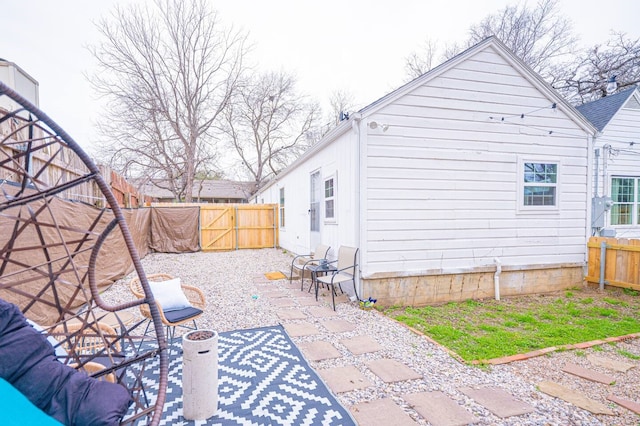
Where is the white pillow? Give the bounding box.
[148,278,192,312]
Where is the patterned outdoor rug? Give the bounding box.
[130,325,355,425]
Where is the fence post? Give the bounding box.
[198,206,202,251]
[273,204,277,248]
[599,241,607,291]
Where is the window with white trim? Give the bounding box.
[324,175,335,221]
[279,187,285,228]
[523,162,558,206]
[610,177,639,225]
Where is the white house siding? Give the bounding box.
[256,39,596,306]
[595,102,640,238]
[360,46,592,280]
[259,129,360,258]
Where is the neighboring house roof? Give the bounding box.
[576,85,639,132]
[255,36,596,196]
[134,179,255,201]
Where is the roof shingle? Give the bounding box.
[576,86,638,132]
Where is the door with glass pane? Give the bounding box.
[310,170,321,250]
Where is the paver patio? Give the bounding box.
[249,262,640,425]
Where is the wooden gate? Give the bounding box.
[200,204,278,251]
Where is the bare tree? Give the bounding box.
[555,33,640,104]
[404,38,441,79]
[328,89,357,125]
[89,0,247,202]
[404,0,577,83]
[222,71,319,191]
[467,0,577,83]
[304,89,358,142]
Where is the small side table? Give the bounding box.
[307,264,337,301]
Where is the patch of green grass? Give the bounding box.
[508,313,537,323]
[586,306,618,317]
[539,312,556,321]
[618,350,640,360]
[623,288,639,296]
[566,305,583,316]
[603,297,627,307]
[385,287,640,362]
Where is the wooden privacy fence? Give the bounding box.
[586,237,640,291]
[200,204,278,251]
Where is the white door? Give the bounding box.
[309,170,321,250]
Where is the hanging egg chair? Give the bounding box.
[0,81,168,425]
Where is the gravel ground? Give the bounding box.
[104,249,640,426]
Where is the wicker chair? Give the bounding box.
[130,273,206,343]
[53,322,122,383]
[0,81,168,425]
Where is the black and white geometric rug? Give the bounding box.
[131,325,356,426]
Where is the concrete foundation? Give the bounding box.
[362,264,584,307]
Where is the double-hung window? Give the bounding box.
[522,162,558,207]
[610,177,639,225]
[324,175,336,221]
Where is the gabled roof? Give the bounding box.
[576,85,639,132]
[358,37,594,133]
[255,36,596,196]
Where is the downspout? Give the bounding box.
[593,147,600,198]
[493,258,501,301]
[352,114,362,301]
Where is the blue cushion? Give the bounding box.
[0,378,62,425]
[0,299,132,426]
[164,306,203,323]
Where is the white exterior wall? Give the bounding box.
[360,46,592,278]
[596,99,640,238]
[259,129,359,259]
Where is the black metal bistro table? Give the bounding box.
[306,263,338,301]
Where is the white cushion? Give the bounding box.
[149,278,192,312]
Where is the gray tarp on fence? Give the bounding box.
[0,190,151,324]
[1,198,203,323]
[149,207,200,253]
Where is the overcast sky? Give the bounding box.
[1,0,638,155]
